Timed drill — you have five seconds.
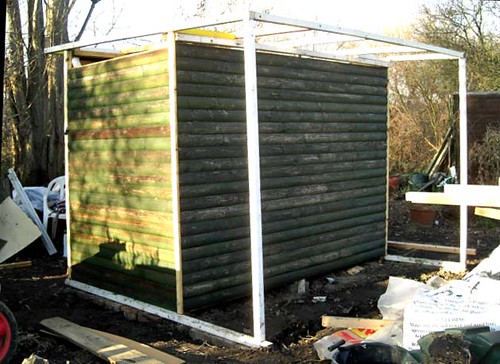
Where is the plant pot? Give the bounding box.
[409,204,436,228]
[388,175,400,195]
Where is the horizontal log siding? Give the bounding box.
[67,48,176,310]
[176,43,388,311]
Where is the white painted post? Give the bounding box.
[458,58,468,269]
[167,31,184,315]
[63,50,72,269]
[243,12,266,343]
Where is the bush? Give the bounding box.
[469,126,500,185]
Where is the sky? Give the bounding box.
[70,0,434,45]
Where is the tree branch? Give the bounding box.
[74,0,101,42]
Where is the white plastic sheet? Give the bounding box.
[377,276,431,321]
[403,245,500,349]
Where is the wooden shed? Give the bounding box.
[48,11,466,347]
[67,40,388,311]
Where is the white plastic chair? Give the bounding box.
[42,176,66,238]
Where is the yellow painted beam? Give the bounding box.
[475,207,500,220]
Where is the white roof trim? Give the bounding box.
[44,14,243,54]
[388,53,462,61]
[46,10,463,64]
[251,12,463,59]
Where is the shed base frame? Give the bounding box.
[65,279,273,348]
[385,254,464,273]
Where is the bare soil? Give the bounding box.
[1,198,498,363]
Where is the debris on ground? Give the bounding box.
[1,195,497,363]
[313,244,500,363]
[40,317,185,364]
[21,354,50,364]
[322,316,395,331]
[403,244,500,349]
[346,266,364,276]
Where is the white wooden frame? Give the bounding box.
[46,10,467,347]
[387,57,469,272]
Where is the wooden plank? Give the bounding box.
[406,184,500,208]
[177,57,387,86]
[69,193,171,212]
[387,241,476,256]
[70,126,170,141]
[183,238,383,291]
[70,201,171,226]
[70,259,177,295]
[88,328,184,364]
[178,169,385,198]
[6,170,56,255]
[177,70,386,96]
[65,279,273,348]
[69,74,168,99]
[181,132,386,147]
[69,137,170,152]
[68,100,168,121]
[0,198,42,263]
[475,207,500,220]
[180,161,385,186]
[384,254,465,273]
[177,96,387,114]
[71,212,173,238]
[184,247,385,310]
[445,184,500,207]
[177,83,386,105]
[178,142,385,162]
[262,150,387,168]
[68,112,168,131]
[73,49,120,60]
[322,316,396,330]
[69,87,168,110]
[40,317,184,364]
[405,192,457,205]
[71,222,173,248]
[69,48,168,80]
[0,261,32,270]
[70,62,168,88]
[257,50,388,77]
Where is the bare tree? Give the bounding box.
[388,0,499,174]
[3,0,102,190]
[416,0,500,90]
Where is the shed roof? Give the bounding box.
[45,11,463,66]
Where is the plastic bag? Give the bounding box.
[377,276,431,320]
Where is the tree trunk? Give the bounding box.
[5,0,69,186]
[46,0,70,179]
[6,0,34,184]
[27,0,49,183]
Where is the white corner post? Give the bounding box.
[167,31,184,315]
[458,57,468,269]
[63,50,72,268]
[243,13,266,343]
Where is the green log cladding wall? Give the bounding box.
[67,48,177,310]
[177,43,388,310]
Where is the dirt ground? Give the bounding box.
[1,197,498,363]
